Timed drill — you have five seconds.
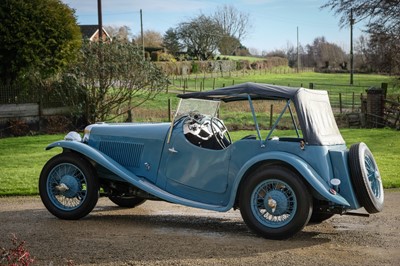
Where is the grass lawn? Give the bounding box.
[126,72,398,123]
[0,128,398,196]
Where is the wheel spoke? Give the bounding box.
[251,179,297,228]
[47,163,88,211]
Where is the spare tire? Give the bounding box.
[349,142,384,213]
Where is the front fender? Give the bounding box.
[230,151,350,207]
[47,140,144,185]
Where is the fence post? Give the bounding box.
[168,98,171,122]
[381,82,388,98]
[212,78,216,90]
[269,104,274,128]
[339,93,342,113]
[309,83,314,89]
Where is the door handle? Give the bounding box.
[168,147,178,153]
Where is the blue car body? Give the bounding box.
[40,82,384,239]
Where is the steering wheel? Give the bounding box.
[210,117,232,149]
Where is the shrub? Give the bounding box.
[7,119,30,136]
[191,62,199,73]
[0,234,35,265]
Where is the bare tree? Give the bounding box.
[58,40,168,123]
[133,30,163,48]
[322,0,400,74]
[306,37,347,69]
[104,25,132,42]
[212,4,251,55]
[212,4,250,42]
[321,0,400,33]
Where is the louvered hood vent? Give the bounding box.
[99,141,144,168]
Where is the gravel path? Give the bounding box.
[1,190,399,265]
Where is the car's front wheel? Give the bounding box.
[39,153,99,220]
[239,165,312,239]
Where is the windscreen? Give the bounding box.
[175,98,220,119]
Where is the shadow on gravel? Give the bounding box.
[1,203,332,265]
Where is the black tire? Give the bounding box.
[349,142,384,213]
[108,196,146,208]
[39,153,99,220]
[239,165,312,239]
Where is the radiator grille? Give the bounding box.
[99,141,144,168]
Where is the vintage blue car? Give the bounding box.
[39,82,384,239]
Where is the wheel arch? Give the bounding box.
[232,152,351,209]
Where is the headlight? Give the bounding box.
[64,131,82,142]
[83,125,94,143]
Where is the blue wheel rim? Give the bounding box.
[250,179,297,228]
[46,163,88,211]
[364,154,383,201]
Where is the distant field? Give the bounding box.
[128,72,398,123]
[222,55,264,62]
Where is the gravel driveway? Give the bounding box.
[1,190,399,265]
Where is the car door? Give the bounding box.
[164,130,230,195]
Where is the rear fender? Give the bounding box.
[231,151,351,207]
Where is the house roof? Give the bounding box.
[79,25,110,41]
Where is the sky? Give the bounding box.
[61,0,366,54]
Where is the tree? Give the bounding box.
[0,0,81,84]
[104,25,132,42]
[133,30,163,48]
[212,5,251,55]
[177,15,223,60]
[212,5,250,41]
[218,35,241,55]
[322,0,400,74]
[356,33,400,74]
[58,41,169,123]
[162,28,182,56]
[305,37,347,69]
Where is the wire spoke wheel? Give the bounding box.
[47,163,88,211]
[240,165,312,239]
[349,142,384,213]
[39,153,99,220]
[251,179,297,228]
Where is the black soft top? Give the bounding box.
[178,82,345,146]
[178,82,299,101]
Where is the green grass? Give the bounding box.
[222,55,265,62]
[0,134,62,195]
[0,129,398,196]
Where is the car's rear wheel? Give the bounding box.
[239,165,312,239]
[108,196,146,208]
[39,153,99,220]
[349,142,384,213]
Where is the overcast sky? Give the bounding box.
[61,0,366,54]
